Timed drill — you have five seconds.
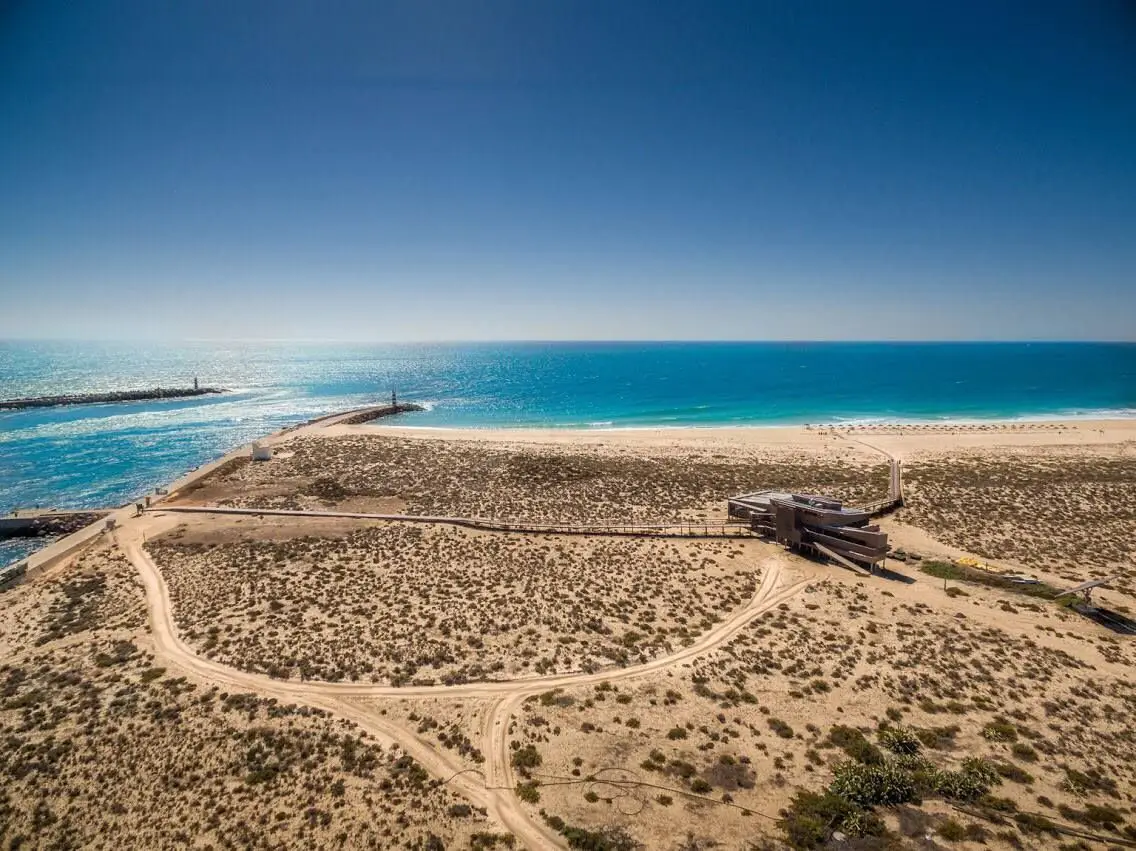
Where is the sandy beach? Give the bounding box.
[339,417,1136,452]
[1,413,1134,849]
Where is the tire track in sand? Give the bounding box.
[118,523,808,850]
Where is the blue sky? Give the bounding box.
[1,1,1134,341]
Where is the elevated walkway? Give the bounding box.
[146,505,755,539]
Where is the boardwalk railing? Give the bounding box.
[147,505,756,539]
[859,459,904,517]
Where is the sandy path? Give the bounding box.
[117,516,806,850]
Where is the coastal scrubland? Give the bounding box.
[5,423,1136,850]
[899,447,1136,600]
[0,542,496,850]
[502,570,1136,850]
[180,433,890,522]
[147,518,759,685]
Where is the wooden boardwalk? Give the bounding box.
[147,505,755,539]
[831,430,905,517]
[859,458,904,516]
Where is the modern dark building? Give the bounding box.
[728,491,890,572]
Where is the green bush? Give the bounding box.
[767,718,795,739]
[829,761,916,807]
[994,761,1034,785]
[779,790,858,850]
[982,718,1018,742]
[937,818,967,841]
[1062,767,1119,798]
[919,561,1061,599]
[827,725,884,764]
[839,809,886,839]
[915,725,959,750]
[1079,803,1125,829]
[933,770,980,801]
[961,758,1001,789]
[1013,812,1058,836]
[889,755,940,798]
[1011,742,1038,762]
[542,813,566,832]
[878,727,921,756]
[559,824,639,851]
[981,795,1018,813]
[667,759,696,780]
[935,759,1001,802]
[511,744,542,774]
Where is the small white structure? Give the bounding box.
[251,442,273,462]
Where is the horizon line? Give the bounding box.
[1,337,1134,346]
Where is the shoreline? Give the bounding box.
[364,400,1136,431]
[373,415,1135,432]
[337,417,1136,443]
[8,410,1134,575]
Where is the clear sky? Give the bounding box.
[1,1,1134,341]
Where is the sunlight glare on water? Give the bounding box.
[1,341,1133,539]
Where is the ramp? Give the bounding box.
[813,542,872,576]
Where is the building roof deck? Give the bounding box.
[729,490,865,517]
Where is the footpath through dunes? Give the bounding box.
[122,512,804,851]
[0,540,505,851]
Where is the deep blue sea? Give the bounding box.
[2,340,1134,564]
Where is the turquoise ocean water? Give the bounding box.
[2,341,1134,564]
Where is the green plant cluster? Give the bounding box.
[877,727,921,756]
[830,761,916,807]
[779,724,1004,848]
[919,560,1061,600]
[540,812,640,850]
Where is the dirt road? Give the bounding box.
[116,515,808,850]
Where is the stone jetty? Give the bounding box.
[0,387,225,410]
[336,402,425,425]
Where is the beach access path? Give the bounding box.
[121,509,807,850]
